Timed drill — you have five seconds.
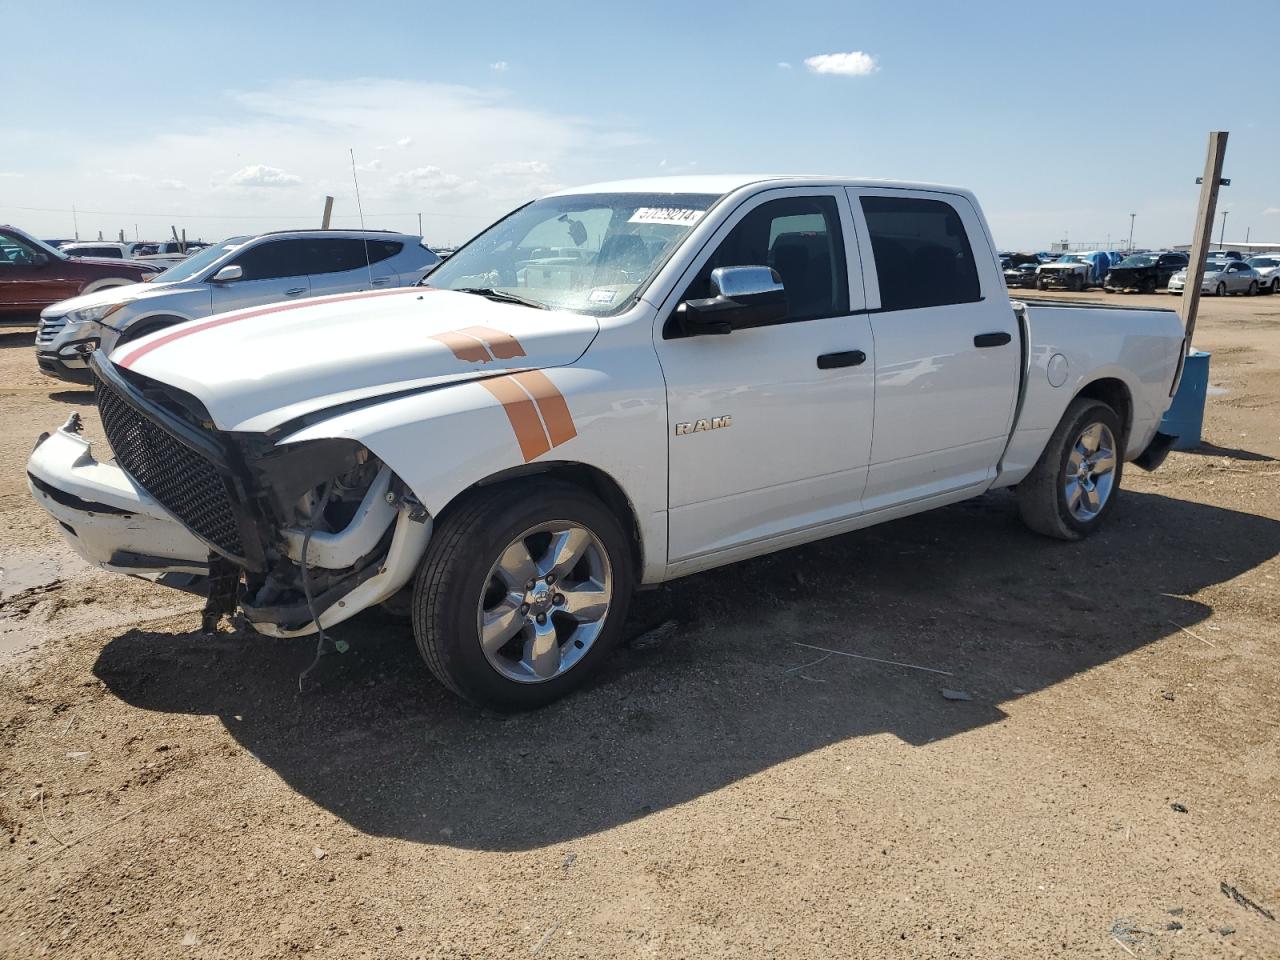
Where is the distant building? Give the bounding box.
[1172,240,1280,255]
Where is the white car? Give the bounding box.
[58,241,154,260]
[27,175,1185,708]
[1245,255,1280,294]
[1168,258,1261,296]
[35,229,440,382]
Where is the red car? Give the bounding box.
[0,225,163,323]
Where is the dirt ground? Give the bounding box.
[0,289,1277,959]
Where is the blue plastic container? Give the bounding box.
[1160,350,1210,450]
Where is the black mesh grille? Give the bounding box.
[95,372,244,558]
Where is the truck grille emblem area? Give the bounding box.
[674,415,732,436]
[95,372,245,558]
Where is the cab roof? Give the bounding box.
[547,174,972,199]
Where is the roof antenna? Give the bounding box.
[350,147,374,288]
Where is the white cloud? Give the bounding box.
[490,61,509,72]
[159,178,187,190]
[107,171,147,183]
[356,158,382,172]
[389,165,475,198]
[486,160,550,177]
[7,78,640,243]
[1265,207,1280,216]
[804,51,878,77]
[0,171,24,178]
[227,164,303,188]
[777,61,792,70]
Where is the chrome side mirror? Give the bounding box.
[673,265,789,337]
[211,264,243,283]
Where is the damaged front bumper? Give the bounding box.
[26,414,210,589]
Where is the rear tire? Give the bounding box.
[411,480,634,709]
[1215,281,1227,297]
[1271,278,1280,295]
[1247,280,1258,297]
[1017,398,1124,541]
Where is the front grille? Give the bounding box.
[36,316,67,346]
[94,371,245,558]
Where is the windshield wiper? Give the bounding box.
[454,287,548,310]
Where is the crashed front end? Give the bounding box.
[1103,266,1156,293]
[27,354,429,636]
[1036,265,1086,289]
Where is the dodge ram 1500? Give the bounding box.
[27,176,1187,708]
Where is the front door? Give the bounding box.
[209,238,312,314]
[654,189,875,563]
[847,188,1020,511]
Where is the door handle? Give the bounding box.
[284,287,307,296]
[974,332,1012,348]
[816,350,867,369]
[371,277,392,286]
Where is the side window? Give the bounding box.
[682,195,848,322]
[230,239,311,281]
[860,195,981,311]
[308,238,368,274]
[366,240,403,265]
[0,234,42,265]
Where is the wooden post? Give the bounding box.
[321,195,335,229]
[1180,132,1228,349]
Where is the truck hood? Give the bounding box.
[69,256,161,273]
[1040,263,1086,272]
[108,287,599,433]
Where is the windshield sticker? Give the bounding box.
[628,207,705,227]
[588,288,618,304]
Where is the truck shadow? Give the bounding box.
[93,489,1280,851]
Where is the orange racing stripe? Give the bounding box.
[478,376,552,462]
[511,370,578,447]
[431,330,492,363]
[460,325,527,360]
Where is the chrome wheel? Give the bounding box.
[1063,422,1117,521]
[477,521,613,683]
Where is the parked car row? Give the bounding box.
[1168,253,1280,297]
[33,229,440,381]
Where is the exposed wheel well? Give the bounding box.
[447,461,644,575]
[1074,377,1133,452]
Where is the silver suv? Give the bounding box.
[36,229,440,382]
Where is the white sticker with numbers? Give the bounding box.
[628,207,705,226]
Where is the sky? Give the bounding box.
[2,0,1277,250]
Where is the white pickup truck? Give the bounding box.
[27,176,1187,708]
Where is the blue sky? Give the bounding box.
[3,0,1277,248]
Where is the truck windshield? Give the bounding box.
[425,192,721,315]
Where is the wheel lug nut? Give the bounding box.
[519,603,529,614]
[553,593,564,605]
[546,574,556,585]
[526,580,535,590]
[536,614,547,625]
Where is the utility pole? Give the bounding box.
[1218,210,1229,251]
[1128,213,1136,252]
[1181,131,1229,349]
[418,212,423,237]
[72,202,79,240]
[321,195,334,229]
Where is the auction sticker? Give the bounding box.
[628,207,705,226]
[588,288,618,304]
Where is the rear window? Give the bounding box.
[860,196,981,311]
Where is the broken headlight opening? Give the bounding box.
[235,437,401,632]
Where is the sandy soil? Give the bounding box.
[0,292,1277,959]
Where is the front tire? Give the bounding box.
[1017,398,1123,541]
[115,315,185,346]
[411,480,633,709]
[1247,280,1258,297]
[1215,281,1227,297]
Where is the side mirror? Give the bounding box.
[675,265,788,337]
[211,264,243,283]
[31,252,50,268]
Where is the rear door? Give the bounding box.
[847,188,1019,511]
[306,237,400,296]
[654,188,875,563]
[209,239,311,313]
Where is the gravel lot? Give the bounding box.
[1,290,1277,959]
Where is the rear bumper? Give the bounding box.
[26,416,210,582]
